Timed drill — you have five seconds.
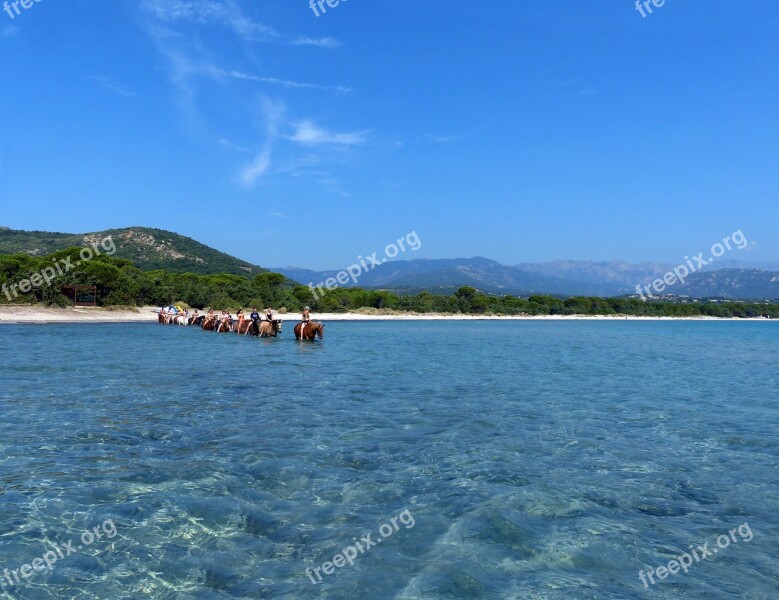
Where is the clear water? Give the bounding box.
[0,321,777,599]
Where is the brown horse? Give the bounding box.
[234,319,254,335]
[201,317,218,331]
[258,320,283,337]
[158,312,167,324]
[216,318,233,333]
[294,321,324,340]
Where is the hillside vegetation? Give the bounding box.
[0,226,267,277]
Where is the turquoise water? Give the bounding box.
[0,321,777,599]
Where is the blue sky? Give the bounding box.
[1,0,777,269]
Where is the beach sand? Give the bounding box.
[0,305,774,324]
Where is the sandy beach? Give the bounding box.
[0,305,775,324]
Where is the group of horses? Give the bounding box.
[157,311,324,340]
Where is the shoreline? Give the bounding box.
[0,305,776,324]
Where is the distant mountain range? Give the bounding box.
[3,226,777,300]
[0,226,267,277]
[273,257,779,300]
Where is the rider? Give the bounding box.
[301,305,311,337]
[237,308,245,330]
[250,307,261,322]
[265,306,274,322]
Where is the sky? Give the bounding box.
[0,0,777,270]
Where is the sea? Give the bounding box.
[0,321,777,599]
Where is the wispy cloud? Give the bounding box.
[1,25,19,39]
[239,112,370,187]
[241,146,272,184]
[224,70,351,94]
[89,77,136,98]
[139,1,367,192]
[424,133,461,144]
[142,0,344,48]
[292,36,343,49]
[240,98,285,186]
[218,138,255,153]
[141,0,278,41]
[288,121,370,146]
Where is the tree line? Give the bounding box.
[1,248,777,318]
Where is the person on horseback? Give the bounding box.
[265,306,274,322]
[250,307,261,322]
[237,308,245,329]
[217,310,228,332]
[301,306,310,337]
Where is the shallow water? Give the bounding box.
[0,321,777,599]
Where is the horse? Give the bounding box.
[189,315,205,326]
[173,314,189,325]
[201,317,218,331]
[294,321,324,340]
[158,312,167,324]
[234,319,254,335]
[216,319,233,333]
[258,320,283,338]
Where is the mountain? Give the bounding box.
[274,258,779,300]
[670,269,779,300]
[4,226,777,299]
[514,260,674,291]
[275,257,634,296]
[0,226,267,277]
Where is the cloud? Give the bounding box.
[240,98,285,186]
[138,1,367,191]
[1,25,19,39]
[239,111,370,187]
[288,121,370,146]
[218,138,254,153]
[241,146,272,185]
[141,0,278,40]
[292,36,343,49]
[424,133,461,144]
[89,77,136,98]
[224,70,351,94]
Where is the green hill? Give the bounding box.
[0,226,267,277]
